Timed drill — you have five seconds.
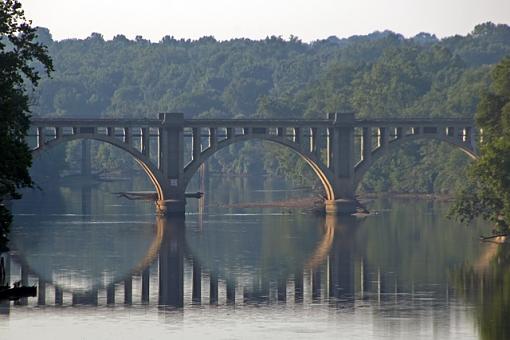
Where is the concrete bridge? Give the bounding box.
[29,113,479,215]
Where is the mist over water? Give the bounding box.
[0,176,505,339]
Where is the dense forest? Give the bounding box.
[30,22,510,195]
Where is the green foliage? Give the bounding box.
[360,141,471,194]
[442,23,510,66]
[450,57,510,231]
[0,0,53,249]
[26,23,510,194]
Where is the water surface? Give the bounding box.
[0,178,505,340]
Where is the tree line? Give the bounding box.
[29,22,510,195]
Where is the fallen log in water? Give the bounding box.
[115,191,203,200]
[480,233,508,243]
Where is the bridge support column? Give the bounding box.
[156,199,186,216]
[325,199,359,215]
[157,113,187,216]
[326,113,359,215]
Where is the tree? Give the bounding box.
[450,57,510,232]
[0,0,53,249]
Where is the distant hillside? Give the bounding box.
[30,22,510,194]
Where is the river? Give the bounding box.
[0,176,506,340]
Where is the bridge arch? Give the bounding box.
[353,133,479,188]
[31,134,167,201]
[29,115,480,216]
[182,134,337,201]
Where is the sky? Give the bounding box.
[20,0,510,42]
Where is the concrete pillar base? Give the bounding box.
[156,199,186,216]
[325,199,359,215]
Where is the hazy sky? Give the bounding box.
[21,0,510,42]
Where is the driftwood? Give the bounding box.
[480,233,508,243]
[115,191,158,201]
[114,191,203,201]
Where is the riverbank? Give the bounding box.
[219,196,323,209]
[217,192,454,211]
[359,192,454,201]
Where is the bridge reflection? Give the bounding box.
[0,214,430,313]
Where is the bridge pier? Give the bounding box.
[157,113,187,217]
[326,113,359,215]
[325,199,359,215]
[155,199,186,216]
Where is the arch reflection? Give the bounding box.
[3,213,353,308]
[3,205,461,311]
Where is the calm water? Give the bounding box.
[1,177,507,340]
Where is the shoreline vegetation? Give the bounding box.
[0,0,54,251]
